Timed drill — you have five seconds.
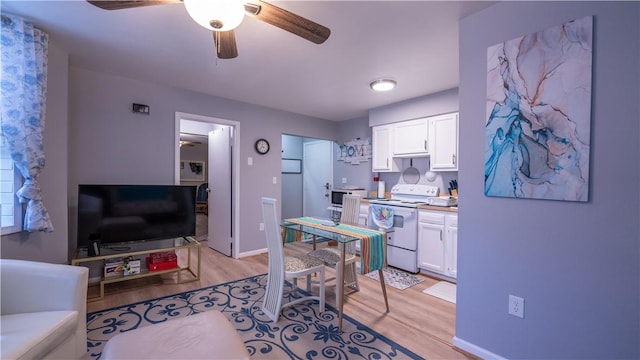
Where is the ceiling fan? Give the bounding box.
[179,132,204,147]
[179,140,202,147]
[87,0,331,59]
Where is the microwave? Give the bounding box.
[331,188,367,206]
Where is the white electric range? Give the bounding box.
[368,184,440,273]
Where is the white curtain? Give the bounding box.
[0,13,53,232]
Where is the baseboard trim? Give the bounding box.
[452,336,506,360]
[237,248,267,258]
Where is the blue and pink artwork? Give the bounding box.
[485,16,593,202]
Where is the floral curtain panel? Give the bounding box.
[1,13,53,232]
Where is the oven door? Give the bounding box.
[386,206,418,251]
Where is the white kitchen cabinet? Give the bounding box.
[392,118,429,157]
[372,125,401,172]
[446,214,458,278]
[418,210,457,278]
[358,204,369,227]
[418,212,446,273]
[428,112,459,171]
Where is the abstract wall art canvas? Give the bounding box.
[485,16,593,202]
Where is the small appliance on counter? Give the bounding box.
[331,186,367,207]
[425,196,458,207]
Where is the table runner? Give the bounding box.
[283,217,386,274]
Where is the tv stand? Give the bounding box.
[71,236,200,302]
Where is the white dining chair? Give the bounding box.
[308,194,361,306]
[261,197,325,322]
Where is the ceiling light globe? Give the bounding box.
[184,0,245,32]
[370,79,397,92]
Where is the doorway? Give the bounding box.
[175,112,241,258]
[281,135,333,219]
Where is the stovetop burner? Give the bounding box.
[369,184,439,208]
[369,198,428,208]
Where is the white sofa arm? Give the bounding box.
[1,259,89,358]
[1,259,88,315]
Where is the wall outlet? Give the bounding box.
[342,177,347,184]
[509,295,525,318]
[259,223,264,231]
[272,177,277,184]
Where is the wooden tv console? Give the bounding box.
[71,237,200,302]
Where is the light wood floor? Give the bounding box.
[87,241,476,359]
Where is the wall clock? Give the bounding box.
[255,138,270,155]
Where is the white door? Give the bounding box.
[208,126,233,256]
[303,140,332,217]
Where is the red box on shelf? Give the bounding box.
[146,251,178,272]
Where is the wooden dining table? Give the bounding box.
[280,217,390,331]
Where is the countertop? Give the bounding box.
[416,204,458,213]
[361,198,458,213]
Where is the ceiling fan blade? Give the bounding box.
[87,0,181,11]
[213,30,239,59]
[245,1,330,44]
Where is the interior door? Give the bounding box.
[303,140,332,217]
[208,126,233,256]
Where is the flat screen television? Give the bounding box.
[77,184,197,248]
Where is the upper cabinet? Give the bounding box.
[372,125,402,172]
[371,112,459,173]
[428,112,458,171]
[392,118,429,157]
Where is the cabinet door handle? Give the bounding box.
[386,158,389,167]
[424,140,427,150]
[452,154,456,165]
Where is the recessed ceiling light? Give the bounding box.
[370,79,397,92]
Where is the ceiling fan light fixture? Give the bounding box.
[370,79,397,92]
[184,0,246,32]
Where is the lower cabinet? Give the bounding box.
[358,204,369,227]
[418,210,457,278]
[445,215,457,278]
[355,204,369,252]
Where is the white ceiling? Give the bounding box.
[1,0,494,121]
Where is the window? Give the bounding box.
[0,137,23,234]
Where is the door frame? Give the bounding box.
[174,112,241,259]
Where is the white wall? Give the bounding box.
[67,68,340,256]
[1,44,70,264]
[368,88,459,127]
[334,116,375,193]
[456,2,640,358]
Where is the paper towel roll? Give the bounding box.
[377,181,385,198]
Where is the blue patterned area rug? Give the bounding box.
[86,274,422,359]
